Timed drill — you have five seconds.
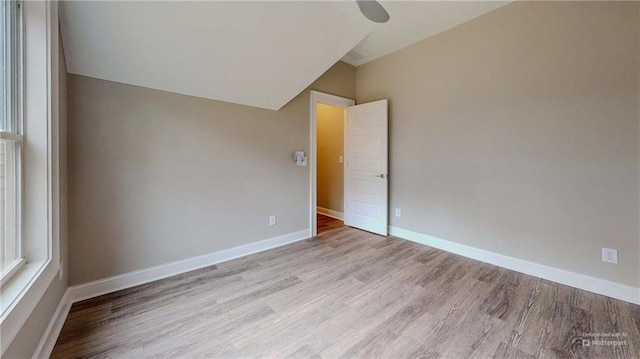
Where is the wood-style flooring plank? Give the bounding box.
[52,223,640,359]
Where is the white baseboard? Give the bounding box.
[317,207,344,221]
[33,229,311,358]
[68,229,311,303]
[389,226,640,305]
[31,290,71,359]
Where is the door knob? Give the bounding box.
[374,174,386,178]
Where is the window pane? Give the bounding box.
[0,139,17,273]
[1,0,6,132]
[0,140,6,270]
[0,1,19,277]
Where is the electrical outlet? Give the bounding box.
[269,215,277,226]
[395,208,401,217]
[601,247,618,264]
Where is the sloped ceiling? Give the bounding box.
[60,1,509,111]
[59,1,369,110]
[342,1,510,66]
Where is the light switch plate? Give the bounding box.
[293,151,307,166]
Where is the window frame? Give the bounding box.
[0,0,24,284]
[0,0,61,354]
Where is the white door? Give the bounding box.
[344,99,388,236]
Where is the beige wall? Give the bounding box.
[68,61,355,285]
[4,36,69,359]
[317,103,345,214]
[356,1,640,287]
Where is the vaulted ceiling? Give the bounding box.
[59,1,509,111]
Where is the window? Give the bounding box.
[0,1,61,351]
[0,0,22,282]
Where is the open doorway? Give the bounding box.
[310,91,354,236]
[316,103,346,234]
[311,91,389,237]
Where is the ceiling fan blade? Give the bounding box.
[355,0,390,23]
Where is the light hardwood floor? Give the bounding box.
[52,219,640,358]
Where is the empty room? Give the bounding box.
[1,0,639,358]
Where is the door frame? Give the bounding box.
[309,90,355,237]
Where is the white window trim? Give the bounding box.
[0,132,23,142]
[0,0,60,354]
[1,258,25,283]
